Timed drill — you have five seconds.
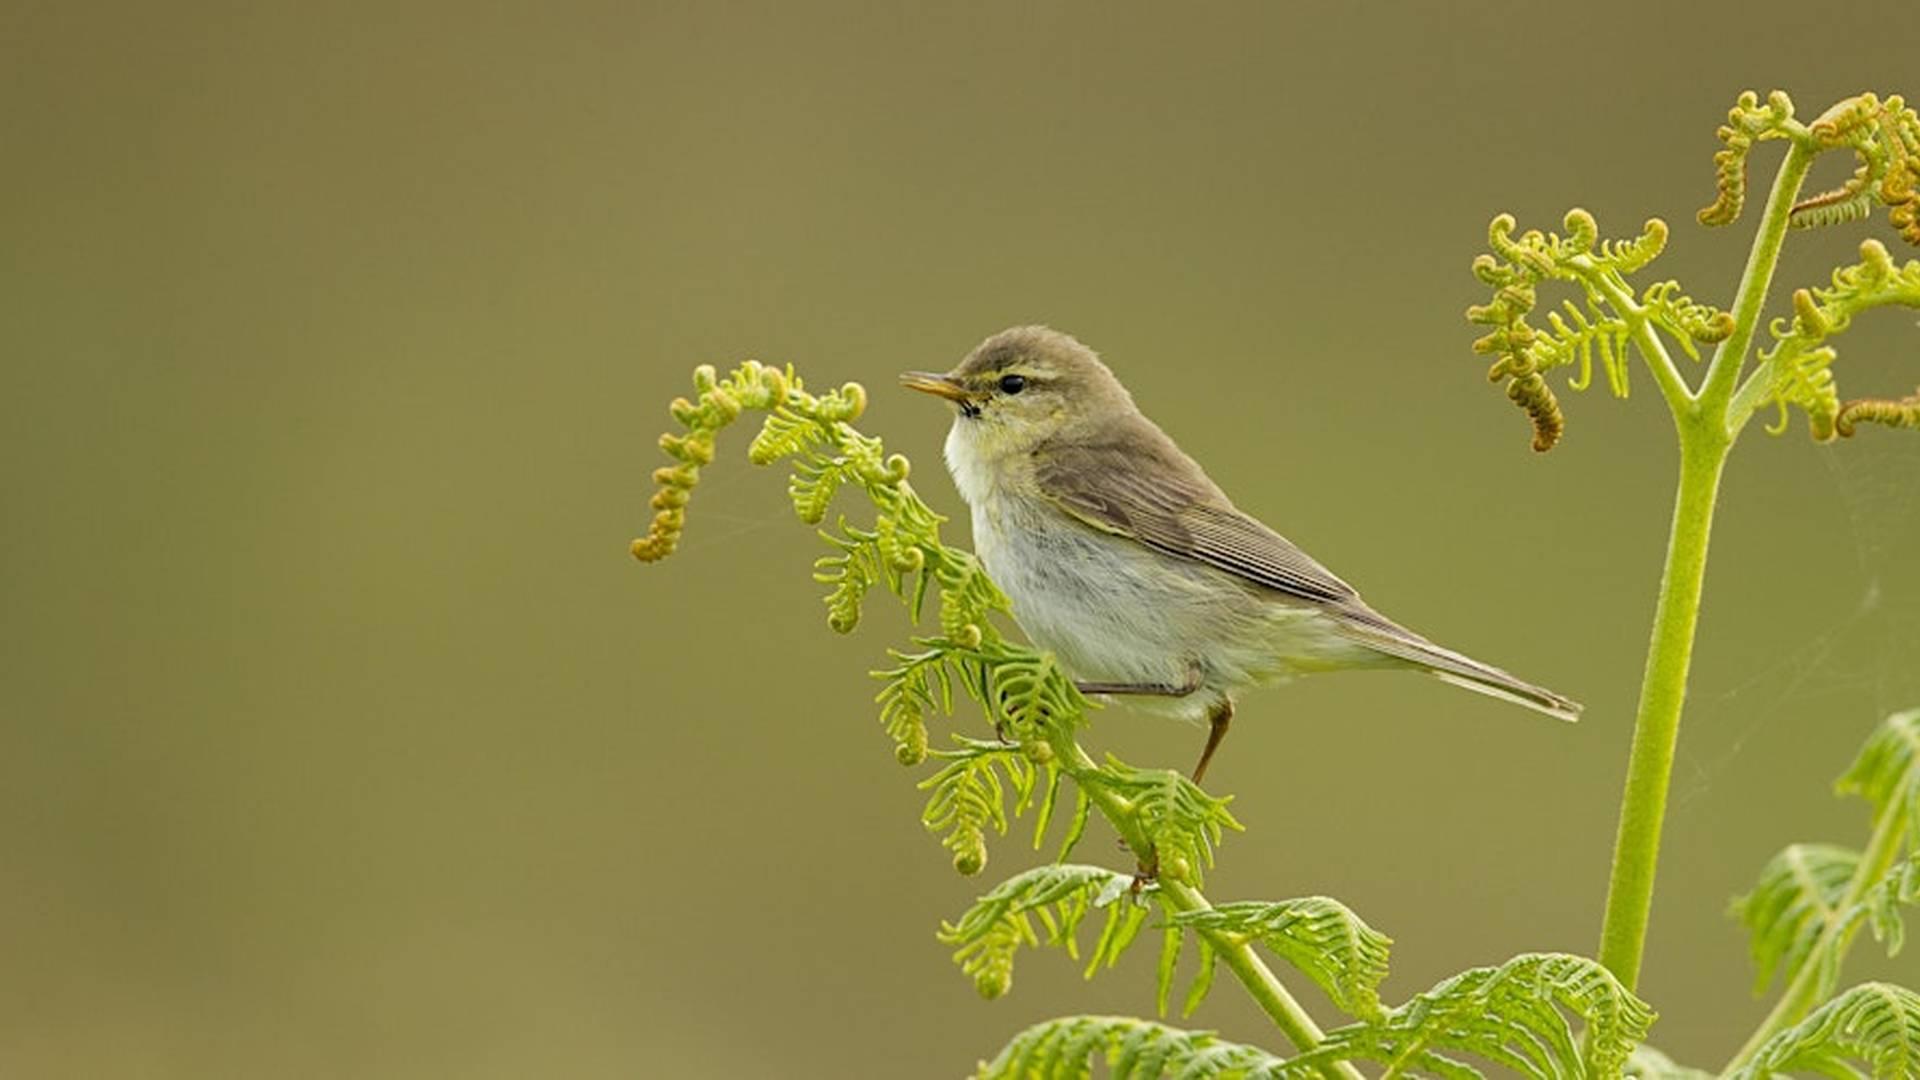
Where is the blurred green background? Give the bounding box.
[4,2,1917,1076]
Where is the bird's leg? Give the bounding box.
[1076,667,1212,890]
[1190,698,1233,787]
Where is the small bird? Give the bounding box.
[902,326,1580,785]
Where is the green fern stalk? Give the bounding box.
[1047,735,1361,1077]
[1594,125,1814,993]
[1594,425,1731,990]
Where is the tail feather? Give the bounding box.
[1338,611,1582,723]
[1430,668,1581,723]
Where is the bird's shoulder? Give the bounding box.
[1031,417,1359,605]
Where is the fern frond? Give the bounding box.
[633,360,793,560]
[1699,90,1799,227]
[1790,187,1875,231]
[1836,387,1920,437]
[1533,298,1633,396]
[1799,92,1920,246]
[977,1014,1291,1080]
[1640,280,1735,358]
[1171,899,1391,1021]
[1836,708,1920,821]
[786,456,845,524]
[1730,981,1920,1080]
[1754,241,1920,441]
[1089,757,1243,887]
[978,640,1089,744]
[1626,1044,1715,1079]
[1732,843,1861,996]
[1283,952,1655,1080]
[873,645,957,766]
[745,403,825,465]
[1859,855,1920,958]
[939,864,1154,999]
[1835,709,1920,955]
[812,524,881,634]
[919,736,1058,876]
[934,549,1008,641]
[1468,210,1674,450]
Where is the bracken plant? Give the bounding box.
[634,89,1919,1078]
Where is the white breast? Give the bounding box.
[939,416,1365,722]
[942,418,995,509]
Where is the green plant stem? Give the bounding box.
[1722,793,1913,1072]
[1700,140,1814,409]
[1052,738,1364,1080]
[1583,267,1692,413]
[1595,137,1815,991]
[1161,878,1364,1080]
[1595,428,1731,990]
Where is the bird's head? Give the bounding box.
[901,326,1134,463]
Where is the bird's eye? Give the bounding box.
[998,374,1027,395]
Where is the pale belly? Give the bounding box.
[971,498,1384,722]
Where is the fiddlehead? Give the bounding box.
[1699,90,1799,227]
[1789,92,1920,246]
[1836,386,1920,437]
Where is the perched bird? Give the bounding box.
[902,326,1579,785]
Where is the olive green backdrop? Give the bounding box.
[3,3,1917,1076]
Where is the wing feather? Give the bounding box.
[1032,432,1358,605]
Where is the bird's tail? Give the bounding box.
[1339,611,1582,723]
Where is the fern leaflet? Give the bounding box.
[939,864,1155,1000]
[1282,952,1654,1079]
[1730,981,1920,1079]
[976,1015,1290,1080]
[1732,843,1862,996]
[1171,898,1392,1021]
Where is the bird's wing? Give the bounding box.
[1033,438,1359,606]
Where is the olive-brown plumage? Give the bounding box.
[903,326,1580,782]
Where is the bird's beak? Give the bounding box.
[899,371,970,402]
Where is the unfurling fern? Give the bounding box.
[939,864,1150,999]
[919,736,1069,876]
[873,644,953,766]
[1467,209,1730,449]
[1751,241,1920,440]
[1729,982,1920,1080]
[1698,90,1798,227]
[1836,387,1920,437]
